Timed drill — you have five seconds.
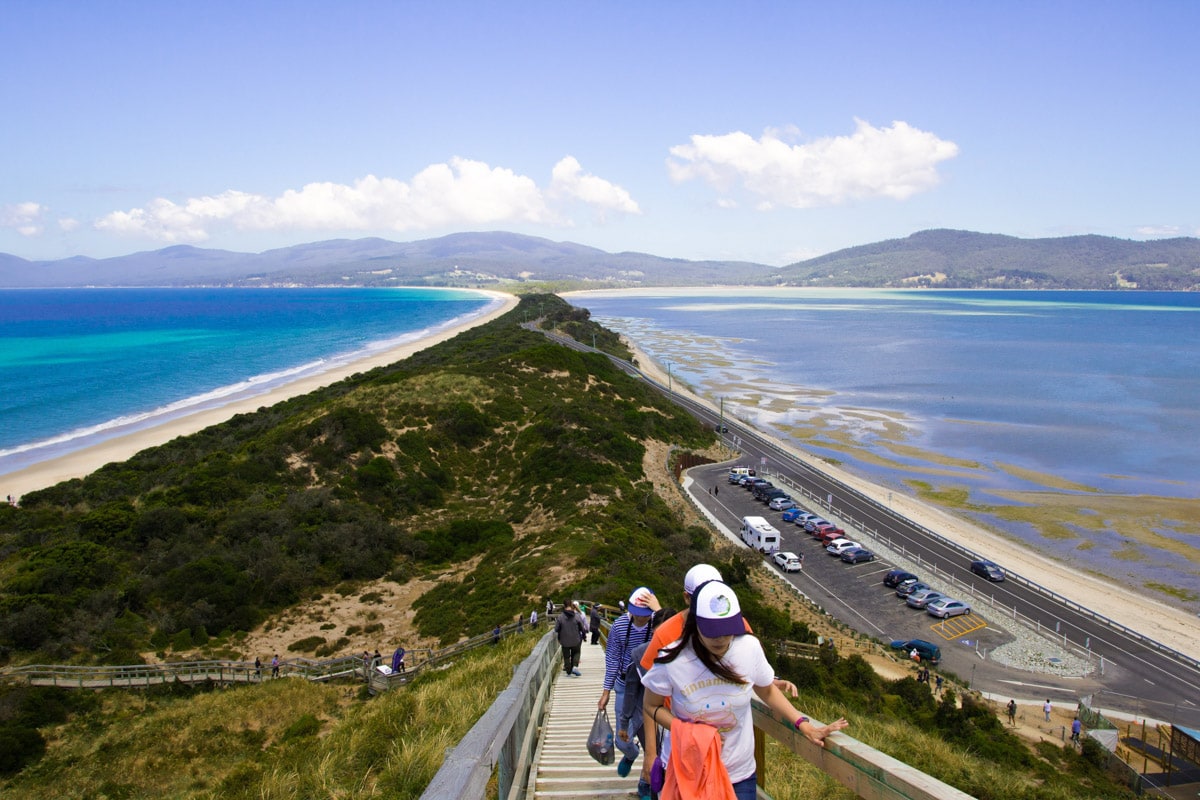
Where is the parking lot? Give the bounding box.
[705,467,1015,675]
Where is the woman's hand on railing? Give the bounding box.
[797,716,849,748]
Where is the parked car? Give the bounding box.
[896,580,931,598]
[905,589,946,609]
[927,598,972,618]
[812,521,845,538]
[970,560,1006,582]
[820,529,849,545]
[759,488,789,504]
[883,569,919,588]
[889,638,942,665]
[746,478,771,492]
[773,551,803,572]
[803,518,828,533]
[826,539,861,557]
[768,496,795,511]
[781,507,809,523]
[791,511,820,527]
[751,484,777,500]
[840,547,876,564]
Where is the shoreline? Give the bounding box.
[617,334,1200,657]
[3,290,518,501]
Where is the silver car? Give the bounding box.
[926,597,972,618]
[905,589,946,609]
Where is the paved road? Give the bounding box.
[534,327,1200,727]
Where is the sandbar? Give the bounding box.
[3,290,518,501]
[618,335,1200,658]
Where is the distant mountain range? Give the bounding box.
[2,229,1198,290]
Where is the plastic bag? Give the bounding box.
[650,756,666,792]
[587,709,615,765]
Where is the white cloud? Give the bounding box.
[667,119,959,208]
[1136,225,1182,237]
[94,157,638,243]
[57,217,80,232]
[549,157,641,215]
[0,201,46,236]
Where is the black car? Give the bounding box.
[883,569,918,588]
[759,488,789,503]
[751,484,778,501]
[970,560,1005,582]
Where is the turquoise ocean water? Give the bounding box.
[0,287,498,476]
[569,288,1200,610]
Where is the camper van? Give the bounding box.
[739,515,780,554]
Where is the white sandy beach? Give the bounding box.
[3,290,518,501]
[620,336,1200,658]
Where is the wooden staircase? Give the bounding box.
[527,643,644,799]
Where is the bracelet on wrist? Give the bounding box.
[793,715,809,730]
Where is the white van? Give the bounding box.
[740,515,780,554]
[728,466,757,483]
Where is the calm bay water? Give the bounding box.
[570,288,1200,605]
[0,287,496,474]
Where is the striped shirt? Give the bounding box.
[603,614,654,691]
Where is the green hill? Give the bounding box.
[778,229,1200,289]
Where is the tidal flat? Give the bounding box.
[612,324,1200,613]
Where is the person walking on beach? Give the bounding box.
[590,604,602,645]
[254,656,262,678]
[271,654,280,678]
[1043,699,1052,722]
[934,674,943,694]
[1071,717,1082,745]
[530,609,538,629]
[1007,699,1017,725]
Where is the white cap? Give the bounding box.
[684,564,723,596]
[628,587,656,616]
[692,580,745,638]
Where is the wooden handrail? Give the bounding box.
[752,700,976,800]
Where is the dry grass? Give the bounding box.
[2,634,539,799]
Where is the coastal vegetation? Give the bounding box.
[0,294,1137,797]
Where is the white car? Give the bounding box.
[772,551,803,572]
[825,539,861,556]
[768,496,795,511]
[926,598,972,618]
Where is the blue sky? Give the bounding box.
[2,1,1197,266]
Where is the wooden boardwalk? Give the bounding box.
[527,642,644,799]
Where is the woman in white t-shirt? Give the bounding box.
[642,580,847,800]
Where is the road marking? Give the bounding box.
[931,617,988,640]
[996,679,1078,692]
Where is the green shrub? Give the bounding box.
[287,636,326,653]
[0,723,45,775]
